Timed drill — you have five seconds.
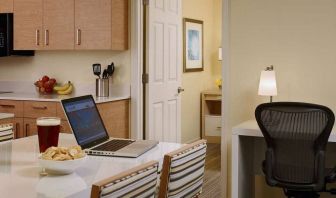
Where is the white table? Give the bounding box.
[0,134,182,198]
[232,120,336,198]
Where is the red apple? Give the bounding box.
[49,78,56,85]
[42,75,49,83]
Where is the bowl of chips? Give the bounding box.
[38,145,87,175]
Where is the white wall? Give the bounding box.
[229,0,336,197]
[0,50,130,85]
[181,0,222,143]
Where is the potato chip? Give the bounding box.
[41,145,85,161]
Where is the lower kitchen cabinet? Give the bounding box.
[0,99,130,139]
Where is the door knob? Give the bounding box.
[178,87,185,94]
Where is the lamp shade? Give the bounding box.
[218,47,222,61]
[258,70,277,96]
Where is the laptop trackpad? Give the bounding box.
[117,140,158,154]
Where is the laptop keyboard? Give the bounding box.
[92,139,135,152]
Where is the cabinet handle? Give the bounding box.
[25,123,29,137]
[76,29,81,45]
[217,126,222,130]
[15,123,19,139]
[32,106,47,110]
[45,30,49,46]
[0,104,15,108]
[36,29,40,46]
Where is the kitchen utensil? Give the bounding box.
[102,69,108,79]
[107,63,115,77]
[92,64,101,78]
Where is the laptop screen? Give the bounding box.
[62,96,109,147]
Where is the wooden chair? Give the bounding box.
[91,160,159,198]
[158,140,207,198]
[0,124,14,142]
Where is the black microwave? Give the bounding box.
[0,13,34,57]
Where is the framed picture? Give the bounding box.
[183,18,204,72]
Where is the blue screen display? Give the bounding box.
[64,98,107,146]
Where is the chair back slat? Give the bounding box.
[91,160,159,198]
[0,124,14,142]
[158,140,207,198]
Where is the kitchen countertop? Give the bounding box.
[0,92,129,103]
[0,113,14,120]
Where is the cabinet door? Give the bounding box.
[111,0,128,50]
[24,118,38,137]
[43,0,75,50]
[97,100,129,138]
[14,118,24,139]
[13,0,43,50]
[60,121,72,134]
[75,0,111,49]
[0,0,13,13]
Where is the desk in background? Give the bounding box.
[232,120,336,198]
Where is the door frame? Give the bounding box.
[130,0,144,140]
[221,0,230,197]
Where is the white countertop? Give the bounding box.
[0,113,14,120]
[233,119,336,142]
[0,134,183,198]
[0,81,130,103]
[0,92,129,104]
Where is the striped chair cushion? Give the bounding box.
[0,124,14,142]
[91,161,159,198]
[159,140,207,198]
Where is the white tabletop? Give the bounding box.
[233,119,336,142]
[0,134,182,198]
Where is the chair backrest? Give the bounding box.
[91,160,159,198]
[0,124,14,142]
[158,140,207,198]
[255,102,335,190]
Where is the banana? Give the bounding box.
[57,83,73,95]
[53,81,71,91]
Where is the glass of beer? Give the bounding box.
[37,117,61,153]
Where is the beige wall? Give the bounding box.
[181,0,222,143]
[230,0,336,197]
[0,51,130,85]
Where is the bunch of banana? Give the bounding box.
[53,81,73,95]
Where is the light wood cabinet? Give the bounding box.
[201,90,221,144]
[43,0,75,50]
[13,0,43,50]
[0,99,129,138]
[13,0,128,50]
[97,100,129,138]
[24,118,38,136]
[0,0,13,13]
[111,0,128,50]
[75,0,112,49]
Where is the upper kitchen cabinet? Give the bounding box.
[111,0,129,50]
[13,0,43,50]
[75,0,112,50]
[43,0,75,50]
[0,0,13,13]
[14,0,75,50]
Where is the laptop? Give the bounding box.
[61,95,158,158]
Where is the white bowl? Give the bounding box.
[38,155,87,175]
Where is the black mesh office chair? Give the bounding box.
[255,102,336,198]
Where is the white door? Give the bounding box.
[145,0,182,143]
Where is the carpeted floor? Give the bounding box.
[200,143,221,198]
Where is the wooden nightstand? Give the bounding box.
[201,90,221,143]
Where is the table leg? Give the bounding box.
[232,135,255,198]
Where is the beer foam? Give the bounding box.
[36,118,61,126]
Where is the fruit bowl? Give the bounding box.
[38,154,87,175]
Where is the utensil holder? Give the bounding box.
[96,78,109,97]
